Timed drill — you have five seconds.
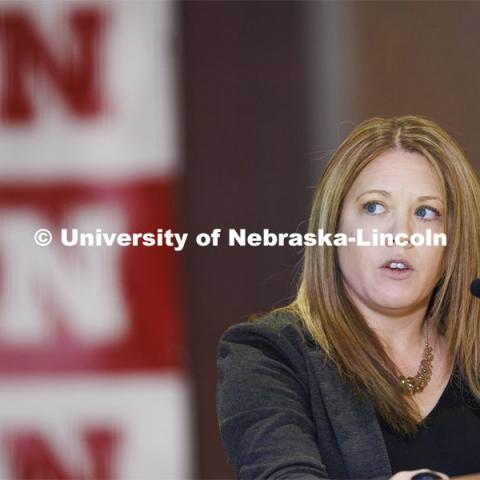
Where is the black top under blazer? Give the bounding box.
[215,309,480,479]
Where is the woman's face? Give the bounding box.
[336,149,446,317]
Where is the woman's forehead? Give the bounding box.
[347,150,443,198]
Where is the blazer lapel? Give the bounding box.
[310,350,393,479]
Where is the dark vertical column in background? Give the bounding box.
[180,2,308,478]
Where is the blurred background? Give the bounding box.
[0,0,477,479]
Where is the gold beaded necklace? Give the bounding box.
[397,315,433,395]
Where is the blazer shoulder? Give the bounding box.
[216,308,323,384]
[218,308,315,356]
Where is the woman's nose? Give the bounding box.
[387,213,415,247]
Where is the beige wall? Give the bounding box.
[307,1,480,175]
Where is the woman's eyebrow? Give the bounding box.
[355,190,390,201]
[417,195,442,202]
[355,190,442,202]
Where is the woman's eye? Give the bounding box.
[362,201,385,215]
[416,205,441,220]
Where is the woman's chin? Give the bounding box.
[371,292,416,312]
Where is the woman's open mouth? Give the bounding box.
[379,259,415,280]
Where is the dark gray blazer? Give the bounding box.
[216,309,394,480]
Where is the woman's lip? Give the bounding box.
[378,266,415,280]
[380,260,414,269]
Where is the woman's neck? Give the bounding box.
[351,300,433,365]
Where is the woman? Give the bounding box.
[216,115,480,480]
